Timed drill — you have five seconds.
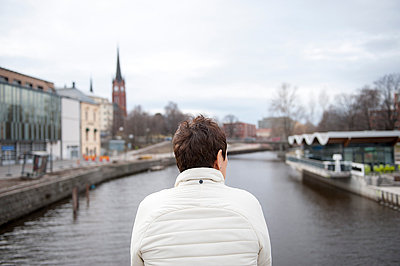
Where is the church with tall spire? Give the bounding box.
[112,48,127,117]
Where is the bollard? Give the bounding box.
[77,159,80,165]
[72,186,79,216]
[86,183,90,205]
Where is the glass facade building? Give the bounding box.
[0,82,61,164]
[304,143,394,165]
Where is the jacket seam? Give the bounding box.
[143,228,257,241]
[145,251,258,260]
[141,239,257,252]
[138,206,260,253]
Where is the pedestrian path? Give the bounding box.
[0,141,174,181]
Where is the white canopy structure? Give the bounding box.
[288,131,400,147]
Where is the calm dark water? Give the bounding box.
[1,152,399,265]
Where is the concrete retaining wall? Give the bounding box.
[0,157,176,226]
[302,170,378,201]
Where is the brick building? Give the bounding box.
[370,93,400,130]
[223,122,256,139]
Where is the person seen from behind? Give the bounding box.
[130,115,271,266]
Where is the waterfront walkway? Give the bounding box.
[0,142,267,191]
[0,141,174,191]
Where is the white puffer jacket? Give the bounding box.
[130,168,271,266]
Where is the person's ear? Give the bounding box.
[216,149,224,170]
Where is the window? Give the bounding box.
[93,112,96,121]
[86,131,89,141]
[94,131,96,141]
[25,82,33,88]
[71,150,78,158]
[13,79,21,85]
[85,111,88,120]
[0,76,9,82]
[37,86,43,90]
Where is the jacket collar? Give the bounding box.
[174,167,225,187]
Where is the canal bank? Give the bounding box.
[287,131,400,209]
[0,157,176,226]
[286,158,400,209]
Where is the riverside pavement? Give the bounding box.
[0,141,175,189]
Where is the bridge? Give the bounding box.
[227,139,290,155]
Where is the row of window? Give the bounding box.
[305,144,394,165]
[0,122,59,141]
[84,147,97,156]
[0,83,61,141]
[85,110,97,121]
[85,131,97,141]
[0,76,44,90]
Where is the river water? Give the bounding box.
[1,152,399,265]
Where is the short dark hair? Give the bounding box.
[173,115,227,172]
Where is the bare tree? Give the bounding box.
[302,92,318,133]
[164,102,186,135]
[374,73,400,130]
[318,90,330,113]
[317,105,343,132]
[334,93,361,130]
[149,113,165,136]
[306,92,316,125]
[357,85,380,130]
[127,105,149,137]
[269,83,305,138]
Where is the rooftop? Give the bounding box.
[289,131,400,147]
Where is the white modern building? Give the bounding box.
[60,97,80,159]
[57,83,100,158]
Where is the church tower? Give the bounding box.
[112,48,127,117]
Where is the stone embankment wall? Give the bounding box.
[0,158,176,226]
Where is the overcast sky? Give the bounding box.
[1,0,399,126]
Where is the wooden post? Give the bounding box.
[72,186,79,216]
[86,183,90,205]
[390,193,394,207]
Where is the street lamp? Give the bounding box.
[128,134,134,150]
[45,139,53,173]
[119,127,126,161]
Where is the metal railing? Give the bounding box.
[286,154,352,172]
